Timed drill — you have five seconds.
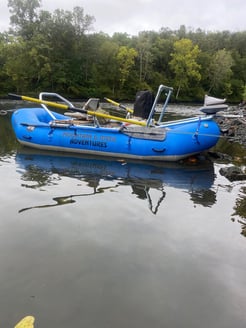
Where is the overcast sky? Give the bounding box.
[0,0,245,36]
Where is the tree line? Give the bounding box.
[0,0,245,102]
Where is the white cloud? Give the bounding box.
[0,0,245,35]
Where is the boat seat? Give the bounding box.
[64,98,100,121]
[83,98,100,111]
[133,90,155,119]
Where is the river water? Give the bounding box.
[0,102,246,328]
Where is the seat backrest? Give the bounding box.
[133,90,155,119]
[84,98,100,111]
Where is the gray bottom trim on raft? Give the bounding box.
[18,139,205,162]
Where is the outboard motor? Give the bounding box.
[133,90,155,119]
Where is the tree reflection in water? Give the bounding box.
[189,189,217,207]
[20,165,59,189]
[232,186,246,237]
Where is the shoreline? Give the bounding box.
[215,105,246,148]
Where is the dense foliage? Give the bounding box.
[0,0,245,102]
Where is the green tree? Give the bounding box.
[93,37,119,96]
[37,7,95,94]
[0,33,9,94]
[4,34,51,93]
[4,37,30,92]
[135,32,155,88]
[72,6,95,35]
[8,0,41,39]
[208,48,234,96]
[116,46,137,92]
[151,36,174,89]
[1,16,246,102]
[169,38,201,99]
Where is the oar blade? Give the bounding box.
[14,316,35,328]
[8,93,23,100]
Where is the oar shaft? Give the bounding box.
[8,93,146,126]
[10,94,71,110]
[104,97,133,113]
[86,110,145,125]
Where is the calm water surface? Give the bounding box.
[0,103,246,328]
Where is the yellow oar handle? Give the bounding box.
[104,97,133,113]
[8,93,146,126]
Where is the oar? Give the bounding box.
[14,316,35,328]
[104,97,134,113]
[8,94,146,126]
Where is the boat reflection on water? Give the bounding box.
[15,148,217,214]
